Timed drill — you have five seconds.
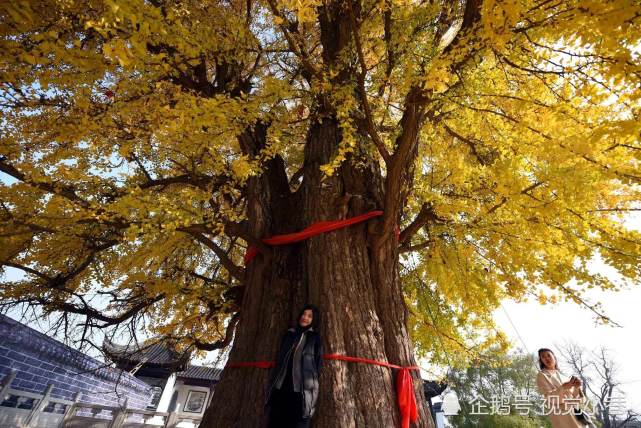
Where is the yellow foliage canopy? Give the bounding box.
[0,0,640,364]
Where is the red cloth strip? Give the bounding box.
[226,353,419,428]
[324,354,418,428]
[396,367,419,428]
[322,353,419,370]
[243,210,384,265]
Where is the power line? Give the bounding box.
[500,302,531,354]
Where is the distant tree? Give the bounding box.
[558,342,640,428]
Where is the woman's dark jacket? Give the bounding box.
[266,326,323,418]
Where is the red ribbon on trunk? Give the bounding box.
[243,210,385,265]
[227,353,420,428]
[324,354,419,428]
[237,210,416,426]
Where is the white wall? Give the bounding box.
[171,380,211,417]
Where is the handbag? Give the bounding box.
[573,407,593,426]
[574,407,592,426]
[572,388,593,426]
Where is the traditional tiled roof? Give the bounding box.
[0,314,151,394]
[176,364,222,381]
[102,339,191,370]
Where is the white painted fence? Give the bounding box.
[0,372,202,428]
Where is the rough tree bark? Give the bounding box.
[199,0,451,426]
[200,112,433,427]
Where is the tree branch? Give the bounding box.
[0,261,51,281]
[0,159,90,208]
[470,181,545,225]
[442,122,497,166]
[399,202,440,244]
[264,0,320,81]
[378,0,394,97]
[180,225,245,281]
[380,0,485,244]
[193,312,240,351]
[399,240,433,253]
[222,220,271,257]
[380,87,428,242]
[551,279,622,328]
[137,173,225,191]
[349,7,391,165]
[54,293,166,328]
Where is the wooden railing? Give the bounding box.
[0,372,202,428]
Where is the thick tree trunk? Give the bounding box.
[200,117,433,428]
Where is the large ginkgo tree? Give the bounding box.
[1,0,640,426]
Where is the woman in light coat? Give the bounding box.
[536,347,591,428]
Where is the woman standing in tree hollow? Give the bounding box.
[536,348,592,428]
[266,304,323,428]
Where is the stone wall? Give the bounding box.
[0,314,151,409]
